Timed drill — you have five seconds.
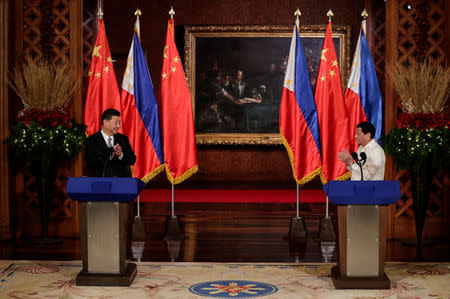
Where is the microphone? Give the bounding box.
[102,147,114,177]
[351,152,365,181]
[360,152,367,166]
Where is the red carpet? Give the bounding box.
[139,189,326,203]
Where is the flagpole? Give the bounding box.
[134,7,142,222]
[97,8,103,20]
[162,6,185,245]
[169,5,176,222]
[318,9,338,242]
[324,8,334,222]
[287,9,307,242]
[130,8,148,244]
[171,183,175,218]
[296,183,299,218]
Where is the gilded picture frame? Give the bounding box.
[184,25,351,145]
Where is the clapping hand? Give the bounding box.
[338,148,353,166]
[113,144,123,158]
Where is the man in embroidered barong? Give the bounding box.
[338,121,386,180]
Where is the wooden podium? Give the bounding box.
[67,177,145,286]
[323,181,401,289]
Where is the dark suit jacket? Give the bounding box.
[85,131,136,177]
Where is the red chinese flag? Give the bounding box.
[159,19,198,184]
[314,22,351,183]
[84,19,121,136]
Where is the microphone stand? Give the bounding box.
[357,160,364,181]
[352,152,366,181]
[359,152,367,181]
[102,147,114,177]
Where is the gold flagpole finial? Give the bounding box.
[135,8,142,20]
[361,9,368,19]
[294,9,301,27]
[169,6,175,19]
[327,9,334,22]
[97,8,104,19]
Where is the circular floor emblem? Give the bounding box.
[189,280,278,298]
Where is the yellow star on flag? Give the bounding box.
[171,66,177,72]
[92,45,102,58]
[95,72,101,78]
[286,79,291,85]
[163,46,169,59]
[332,60,338,67]
[173,56,180,63]
[329,70,335,77]
[320,75,326,82]
[88,71,93,77]
[321,49,328,61]
[107,56,113,63]
[162,72,167,79]
[104,66,110,72]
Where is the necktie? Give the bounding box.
[107,137,113,148]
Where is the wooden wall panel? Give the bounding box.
[9,0,83,239]
[0,0,11,240]
[385,0,449,240]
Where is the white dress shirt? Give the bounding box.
[347,139,386,181]
[100,130,123,160]
[101,129,114,147]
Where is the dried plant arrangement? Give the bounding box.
[384,59,450,173]
[8,58,81,110]
[5,58,85,167]
[387,60,450,113]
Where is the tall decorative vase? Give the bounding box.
[410,157,432,260]
[30,143,58,245]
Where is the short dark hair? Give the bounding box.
[101,108,120,123]
[357,121,376,139]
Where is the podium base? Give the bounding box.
[288,217,307,241]
[76,263,137,286]
[331,266,390,289]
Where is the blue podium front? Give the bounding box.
[323,181,401,289]
[67,177,145,286]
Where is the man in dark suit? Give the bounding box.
[85,108,136,177]
[231,70,248,100]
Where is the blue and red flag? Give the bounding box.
[120,17,164,183]
[344,20,383,152]
[279,23,322,185]
[314,21,351,183]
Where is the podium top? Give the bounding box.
[66,177,145,202]
[323,180,401,205]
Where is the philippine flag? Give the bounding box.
[120,18,164,183]
[279,24,322,185]
[344,20,383,152]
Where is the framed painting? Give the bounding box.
[184,25,351,145]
